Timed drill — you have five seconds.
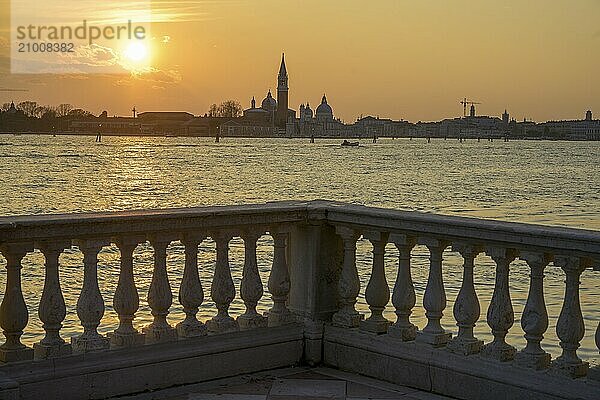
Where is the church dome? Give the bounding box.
[261,90,277,112]
[304,102,313,118]
[244,96,268,116]
[316,95,333,119]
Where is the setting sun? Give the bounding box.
[124,41,148,62]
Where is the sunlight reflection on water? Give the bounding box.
[0,135,598,358]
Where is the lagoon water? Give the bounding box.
[0,135,598,357]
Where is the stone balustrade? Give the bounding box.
[0,200,599,400]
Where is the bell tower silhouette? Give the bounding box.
[276,53,289,129]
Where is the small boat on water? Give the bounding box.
[341,140,359,147]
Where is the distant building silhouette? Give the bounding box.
[586,110,592,121]
[502,109,509,125]
[276,54,289,129]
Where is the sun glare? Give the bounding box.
[124,42,148,62]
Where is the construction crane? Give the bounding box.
[0,88,29,93]
[460,98,481,117]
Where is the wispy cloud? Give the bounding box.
[149,0,236,23]
[13,0,229,26]
[64,44,120,68]
[115,67,182,87]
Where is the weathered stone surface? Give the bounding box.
[208,232,239,334]
[323,325,599,400]
[387,235,418,342]
[514,251,552,370]
[33,341,72,360]
[4,326,304,400]
[481,247,518,362]
[267,230,296,328]
[550,256,590,378]
[417,239,451,347]
[111,237,145,349]
[332,227,363,329]
[72,239,111,353]
[360,232,391,334]
[447,244,483,356]
[238,230,268,331]
[177,235,208,338]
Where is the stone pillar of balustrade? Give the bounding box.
[72,239,111,353]
[551,255,590,378]
[387,234,418,341]
[480,247,518,362]
[514,251,552,370]
[447,244,483,355]
[332,226,363,328]
[359,231,391,334]
[286,222,343,323]
[143,236,177,344]
[416,239,452,346]
[33,240,72,359]
[176,234,207,338]
[267,229,295,327]
[109,237,145,348]
[237,230,267,330]
[0,243,34,362]
[207,232,239,333]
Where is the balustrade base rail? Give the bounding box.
[323,325,599,400]
[0,325,304,400]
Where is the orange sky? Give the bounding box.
[1,0,599,122]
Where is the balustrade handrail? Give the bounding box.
[315,201,600,259]
[0,200,599,259]
[0,201,312,242]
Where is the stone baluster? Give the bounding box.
[481,247,518,361]
[417,239,452,346]
[110,237,145,348]
[551,255,589,377]
[332,227,363,328]
[0,243,34,362]
[590,321,600,381]
[238,230,267,330]
[388,234,417,341]
[360,231,391,334]
[447,244,483,355]
[207,232,239,333]
[267,230,295,327]
[591,259,600,381]
[72,240,110,352]
[33,240,72,359]
[514,251,551,370]
[176,234,207,338]
[143,237,177,344]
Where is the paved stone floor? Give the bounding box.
[120,367,454,400]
